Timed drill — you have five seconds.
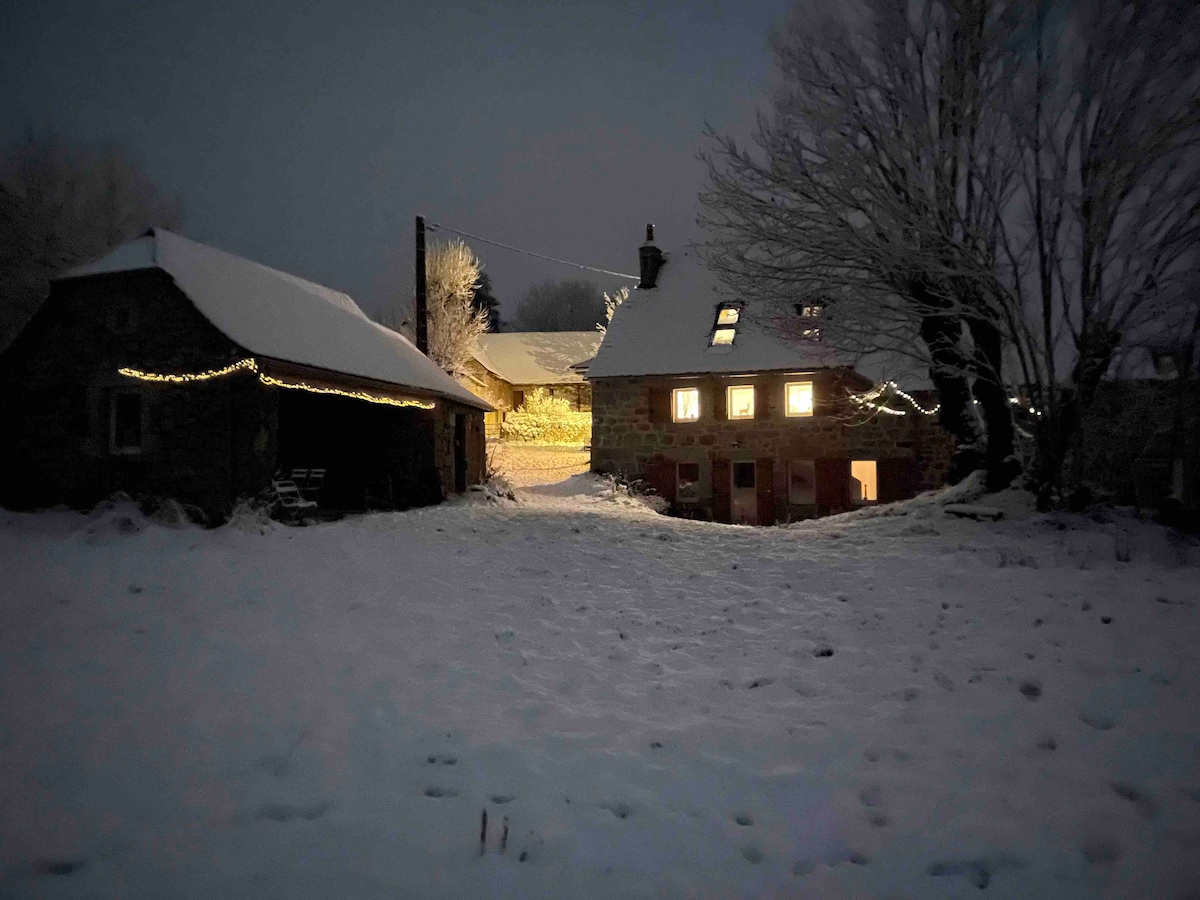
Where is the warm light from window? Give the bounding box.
[851,460,878,503]
[727,385,755,419]
[673,387,700,422]
[711,328,736,346]
[717,307,740,325]
[785,381,814,417]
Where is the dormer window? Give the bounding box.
[711,328,736,346]
[710,304,742,346]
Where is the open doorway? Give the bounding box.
[731,461,757,524]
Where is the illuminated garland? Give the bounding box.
[257,373,436,409]
[119,358,437,410]
[118,358,259,383]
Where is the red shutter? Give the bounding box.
[755,457,775,525]
[815,458,849,512]
[649,388,670,423]
[877,457,915,503]
[712,457,731,523]
[643,454,676,503]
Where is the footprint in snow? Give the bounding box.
[601,802,633,820]
[741,844,764,864]
[426,753,458,765]
[1019,680,1042,700]
[734,812,754,826]
[1110,783,1157,819]
[30,859,86,876]
[489,794,515,804]
[256,801,334,822]
[423,787,458,799]
[745,676,775,689]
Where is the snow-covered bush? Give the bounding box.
[468,474,517,503]
[499,389,591,445]
[599,472,669,514]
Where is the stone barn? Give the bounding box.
[0,229,490,521]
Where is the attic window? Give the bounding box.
[711,328,736,346]
[795,301,824,340]
[710,304,742,346]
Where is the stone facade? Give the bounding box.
[0,270,486,520]
[590,370,952,524]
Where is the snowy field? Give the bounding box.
[1,475,1198,899]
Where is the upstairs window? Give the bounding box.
[672,387,700,422]
[710,304,742,346]
[726,385,755,419]
[785,381,814,417]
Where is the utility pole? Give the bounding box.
[415,215,428,355]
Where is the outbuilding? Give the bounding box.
[0,229,491,520]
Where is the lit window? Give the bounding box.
[788,460,816,504]
[785,381,814,417]
[677,462,700,501]
[851,460,878,504]
[110,391,144,455]
[672,387,700,422]
[716,307,740,325]
[711,328,736,346]
[726,385,755,419]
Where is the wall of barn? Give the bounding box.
[0,270,274,520]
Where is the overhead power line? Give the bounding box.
[426,220,640,281]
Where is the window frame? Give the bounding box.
[109,389,146,456]
[784,381,815,418]
[671,387,701,423]
[725,384,756,420]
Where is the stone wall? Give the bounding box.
[0,270,268,519]
[0,270,487,519]
[590,371,952,522]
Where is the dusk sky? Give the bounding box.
[1,0,795,321]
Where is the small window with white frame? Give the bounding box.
[110,391,145,455]
[726,384,755,419]
[672,387,700,422]
[785,381,814,417]
[850,460,878,504]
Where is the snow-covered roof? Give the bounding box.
[471,332,603,386]
[57,229,489,409]
[588,247,856,380]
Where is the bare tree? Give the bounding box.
[513,279,607,332]
[0,131,182,348]
[702,0,1200,499]
[997,0,1200,500]
[701,0,1018,485]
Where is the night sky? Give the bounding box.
[1,0,794,321]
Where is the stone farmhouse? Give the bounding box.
[463,331,602,436]
[587,227,953,525]
[0,229,490,521]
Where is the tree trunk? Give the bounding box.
[918,309,982,483]
[967,317,1018,490]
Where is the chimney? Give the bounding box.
[638,223,664,289]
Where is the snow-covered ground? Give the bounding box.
[488,442,591,487]
[1,475,1198,899]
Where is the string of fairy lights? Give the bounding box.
[117,359,437,410]
[850,381,1041,418]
